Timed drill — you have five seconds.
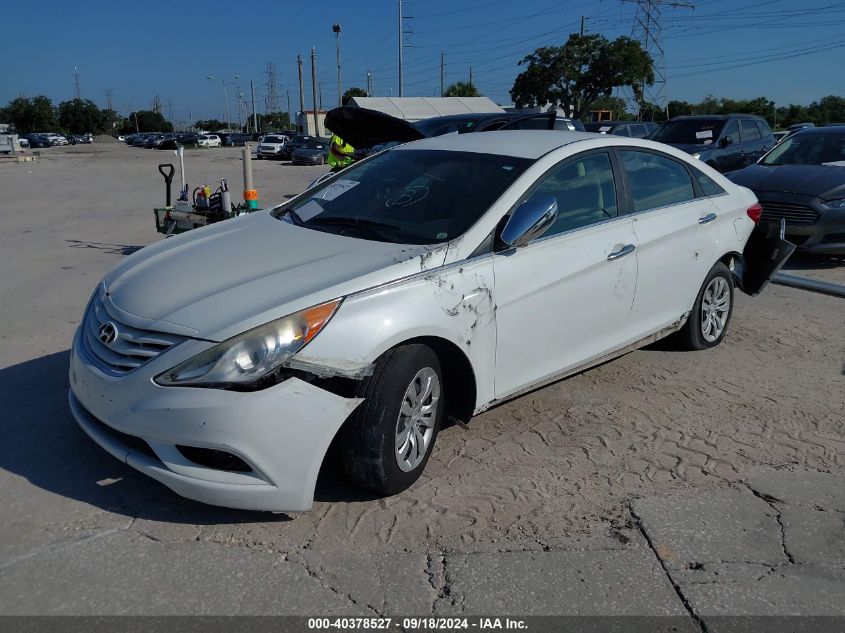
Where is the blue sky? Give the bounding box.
[3,0,844,124]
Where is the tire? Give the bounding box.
[340,344,444,495]
[673,261,734,351]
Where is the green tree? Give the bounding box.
[510,34,653,119]
[0,95,58,133]
[57,99,103,134]
[808,95,845,125]
[342,87,368,105]
[257,112,292,131]
[443,82,481,97]
[120,110,173,134]
[194,119,226,132]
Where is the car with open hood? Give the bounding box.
[69,130,791,512]
[727,125,845,254]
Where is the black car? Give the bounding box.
[727,126,845,255]
[22,133,51,148]
[650,114,775,173]
[281,135,318,160]
[223,133,250,146]
[411,111,585,137]
[583,120,658,138]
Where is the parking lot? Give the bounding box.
[0,141,843,623]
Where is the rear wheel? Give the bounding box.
[340,344,444,495]
[673,261,734,350]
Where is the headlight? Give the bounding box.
[691,152,701,160]
[822,198,845,209]
[155,299,341,387]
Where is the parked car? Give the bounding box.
[223,133,250,146]
[144,134,166,148]
[650,114,775,173]
[291,139,330,165]
[281,134,317,160]
[23,134,51,148]
[44,133,68,146]
[584,121,658,138]
[68,130,789,512]
[787,122,815,131]
[68,133,93,145]
[412,111,585,137]
[727,126,845,255]
[198,134,221,148]
[256,134,290,159]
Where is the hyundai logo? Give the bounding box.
[98,322,118,345]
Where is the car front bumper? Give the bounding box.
[68,325,363,512]
[758,195,845,255]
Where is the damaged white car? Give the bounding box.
[69,131,792,511]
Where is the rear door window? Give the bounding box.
[620,150,696,212]
[755,120,772,139]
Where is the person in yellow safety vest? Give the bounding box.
[328,134,355,171]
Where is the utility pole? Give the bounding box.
[440,52,445,96]
[310,47,320,136]
[73,67,81,99]
[188,106,193,131]
[297,54,305,130]
[333,23,342,106]
[621,0,694,117]
[580,15,585,36]
[367,70,373,96]
[287,91,292,129]
[469,67,473,86]
[398,0,403,97]
[251,80,258,132]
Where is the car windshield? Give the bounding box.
[263,136,284,143]
[292,135,313,144]
[651,119,724,145]
[272,149,532,244]
[413,117,481,137]
[761,130,845,166]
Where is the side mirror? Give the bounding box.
[720,135,733,147]
[501,195,558,248]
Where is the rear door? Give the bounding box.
[493,150,639,398]
[618,148,720,335]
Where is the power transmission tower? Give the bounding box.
[398,0,413,96]
[104,89,113,111]
[265,62,280,113]
[622,0,693,115]
[152,95,161,113]
[73,67,81,99]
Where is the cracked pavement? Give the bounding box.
[0,143,844,623]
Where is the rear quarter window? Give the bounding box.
[690,167,727,197]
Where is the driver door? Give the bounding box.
[493,151,639,399]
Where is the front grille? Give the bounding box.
[80,294,185,376]
[786,234,810,246]
[759,201,820,226]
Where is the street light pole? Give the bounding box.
[207,74,239,130]
[333,23,342,107]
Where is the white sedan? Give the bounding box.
[197,134,221,147]
[68,131,789,511]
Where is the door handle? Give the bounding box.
[698,213,717,225]
[607,244,636,261]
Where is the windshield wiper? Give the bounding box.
[306,216,404,241]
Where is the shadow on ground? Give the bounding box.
[0,350,375,524]
[782,252,843,270]
[66,240,144,256]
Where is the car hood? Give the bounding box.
[103,211,447,341]
[325,106,426,148]
[663,142,714,154]
[726,164,845,200]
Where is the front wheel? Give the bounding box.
[673,261,734,350]
[340,344,444,495]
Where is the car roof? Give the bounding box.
[793,125,845,134]
[396,130,600,159]
[670,114,765,121]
